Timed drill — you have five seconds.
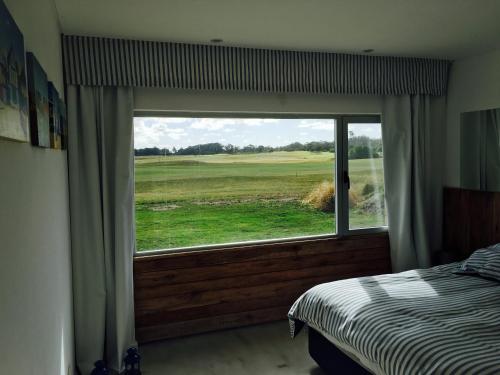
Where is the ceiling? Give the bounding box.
[54,0,500,60]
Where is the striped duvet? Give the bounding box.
[288,263,500,375]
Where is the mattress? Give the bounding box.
[288,263,500,375]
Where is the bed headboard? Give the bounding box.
[443,187,500,260]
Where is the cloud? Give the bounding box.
[189,117,279,130]
[298,119,335,131]
[157,117,190,124]
[135,117,190,126]
[134,118,188,148]
[348,123,382,139]
[240,118,279,126]
[190,118,229,131]
[165,128,188,140]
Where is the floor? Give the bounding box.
[139,321,326,375]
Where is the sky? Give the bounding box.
[134,117,381,150]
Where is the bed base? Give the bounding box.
[308,328,371,375]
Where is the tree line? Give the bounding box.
[135,136,382,159]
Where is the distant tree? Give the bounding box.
[347,136,381,159]
[134,138,382,157]
[135,147,161,156]
[349,146,370,159]
[242,144,256,153]
[281,142,304,151]
[304,141,334,152]
[348,145,380,159]
[176,142,225,155]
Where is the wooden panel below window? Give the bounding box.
[134,233,391,343]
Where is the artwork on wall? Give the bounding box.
[59,97,67,150]
[0,1,29,142]
[48,82,62,149]
[26,52,50,147]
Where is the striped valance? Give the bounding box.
[63,35,451,96]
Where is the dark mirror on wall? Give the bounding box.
[461,108,500,192]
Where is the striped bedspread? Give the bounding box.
[288,263,500,375]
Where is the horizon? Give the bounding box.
[134,117,381,150]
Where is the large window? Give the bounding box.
[134,115,385,252]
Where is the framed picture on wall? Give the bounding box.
[0,1,29,143]
[26,52,50,147]
[59,97,67,150]
[48,82,61,149]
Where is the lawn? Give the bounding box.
[135,151,385,251]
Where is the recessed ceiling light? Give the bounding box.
[363,49,374,53]
[210,38,223,44]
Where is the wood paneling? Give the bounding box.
[443,187,500,261]
[134,233,391,343]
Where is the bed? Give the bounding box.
[288,188,500,374]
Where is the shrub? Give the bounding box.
[302,181,361,212]
[302,181,336,212]
[362,183,375,196]
[349,146,370,159]
[359,194,386,215]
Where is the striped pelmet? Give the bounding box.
[288,263,500,375]
[63,35,451,96]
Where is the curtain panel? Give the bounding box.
[382,95,447,271]
[63,35,451,96]
[67,86,136,374]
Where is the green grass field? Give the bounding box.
[135,151,385,251]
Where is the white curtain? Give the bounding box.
[67,86,136,374]
[382,95,447,272]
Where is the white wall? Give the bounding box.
[135,87,382,114]
[446,48,500,186]
[0,0,74,374]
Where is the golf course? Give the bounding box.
[135,151,386,251]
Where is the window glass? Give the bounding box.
[347,122,387,229]
[134,117,336,251]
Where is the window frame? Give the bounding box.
[337,115,388,236]
[133,111,387,256]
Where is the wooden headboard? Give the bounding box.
[443,187,500,260]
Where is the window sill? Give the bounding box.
[133,228,388,259]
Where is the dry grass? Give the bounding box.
[302,181,362,212]
[302,181,336,212]
[348,190,360,208]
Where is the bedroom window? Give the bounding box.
[133,114,386,253]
